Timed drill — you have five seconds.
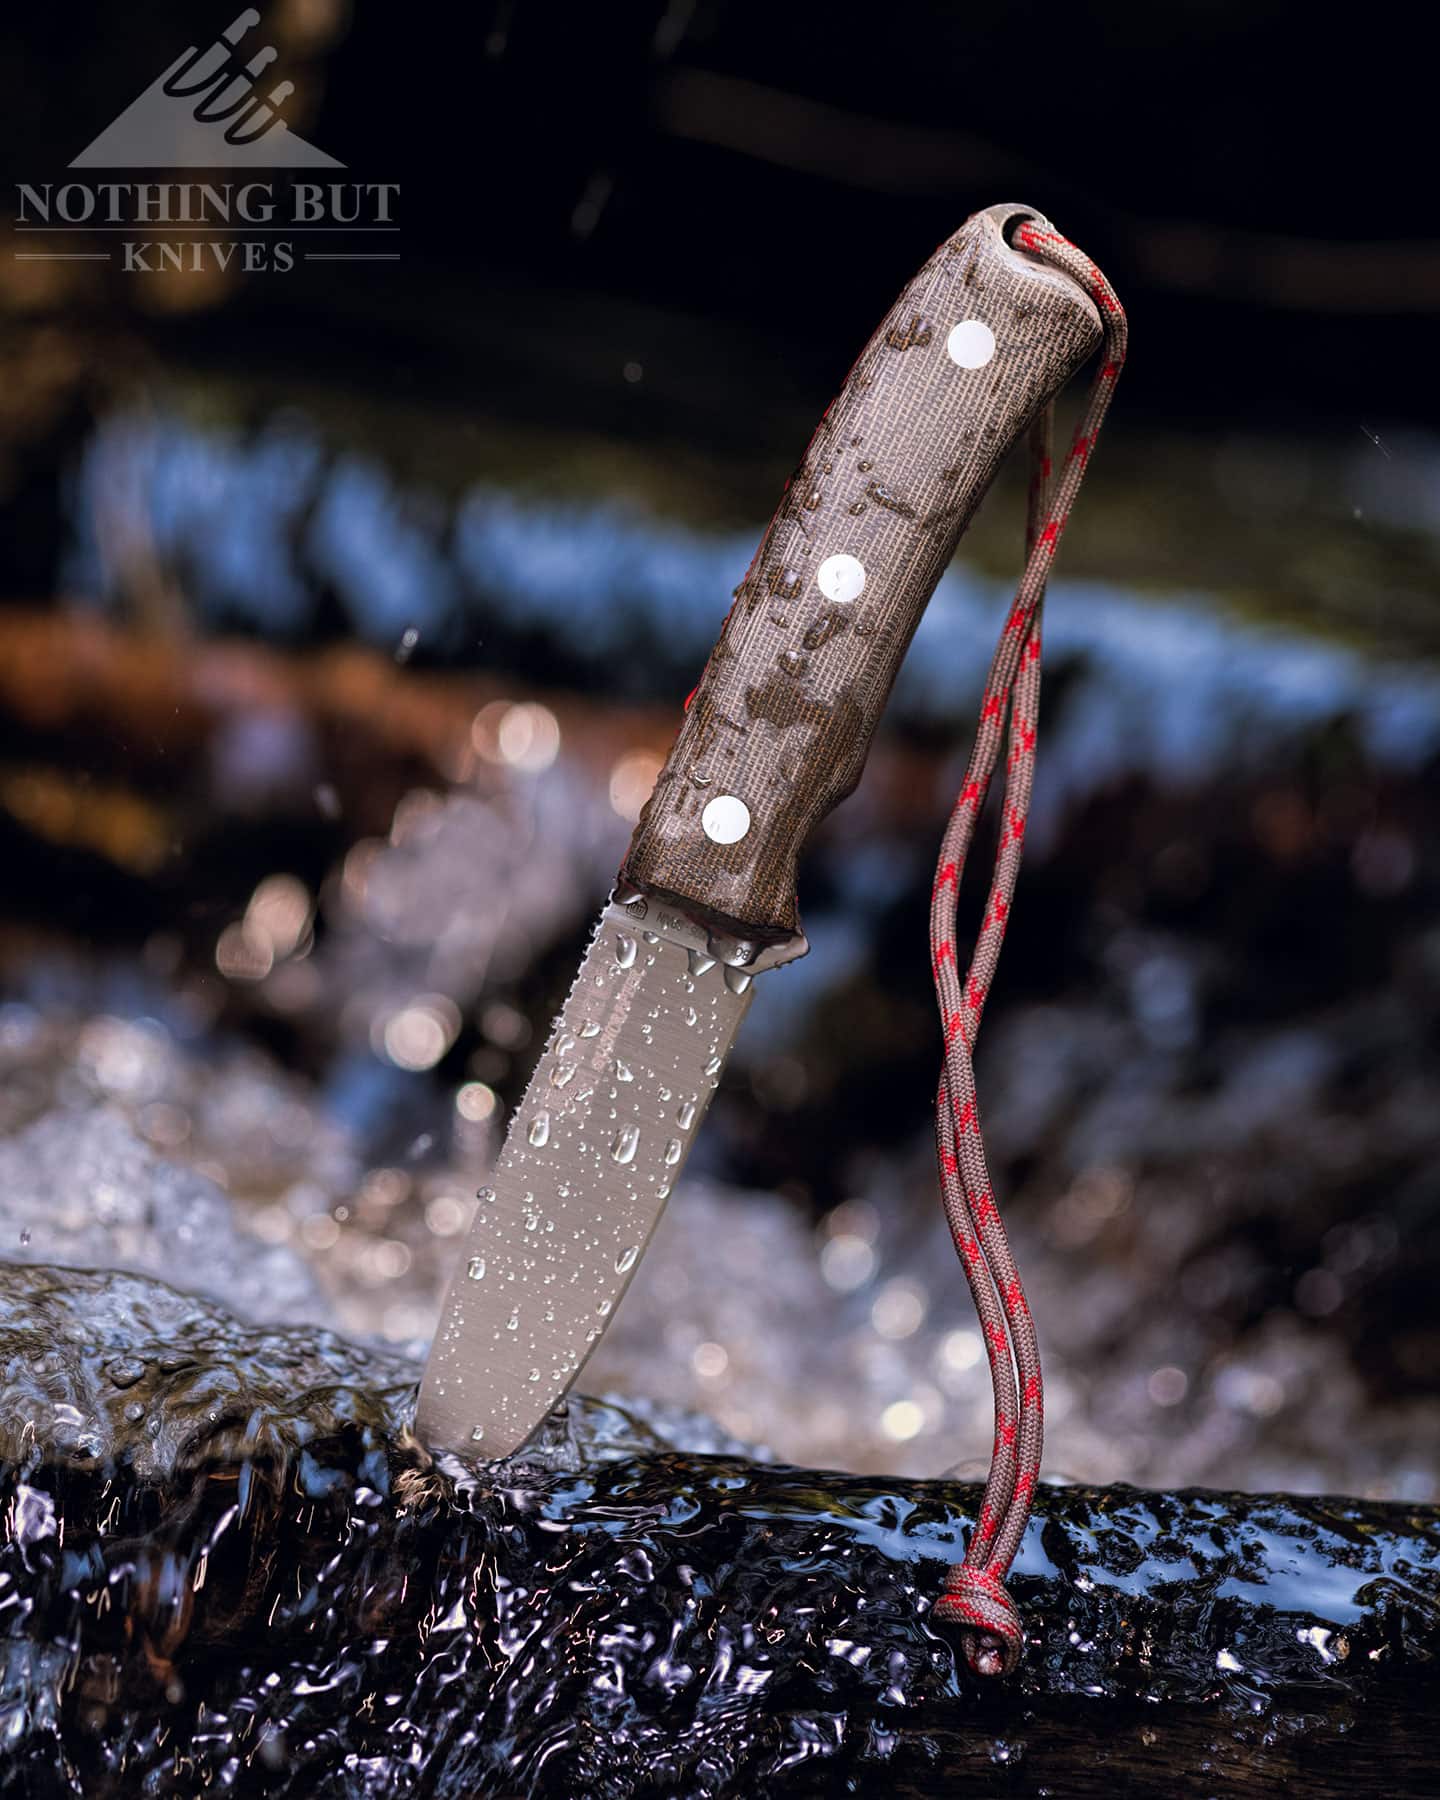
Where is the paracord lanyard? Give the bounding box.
[930,223,1127,1677]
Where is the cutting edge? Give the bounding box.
[415,895,767,1457]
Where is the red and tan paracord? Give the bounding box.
[930,222,1126,1677]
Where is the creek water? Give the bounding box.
[2,410,1438,1793]
[3,1261,1437,1798]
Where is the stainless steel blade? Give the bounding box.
[415,897,757,1457]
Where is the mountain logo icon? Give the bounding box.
[70,9,343,169]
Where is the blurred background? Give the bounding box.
[0,1,1436,1499]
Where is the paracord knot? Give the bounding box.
[931,1563,1023,1677]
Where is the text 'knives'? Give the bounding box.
[415,202,1102,1458]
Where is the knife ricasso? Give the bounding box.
[620,202,1102,945]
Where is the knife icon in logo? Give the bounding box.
[70,8,343,167]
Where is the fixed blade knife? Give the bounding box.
[416,202,1101,1458]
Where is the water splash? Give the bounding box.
[2,1262,1436,1797]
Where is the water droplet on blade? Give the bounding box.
[467,1256,486,1281]
[528,1111,551,1148]
[615,934,638,969]
[610,1125,639,1166]
[615,1245,639,1274]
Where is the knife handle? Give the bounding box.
[621,202,1102,947]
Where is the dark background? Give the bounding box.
[2,0,1436,460]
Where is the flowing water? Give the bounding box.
[2,411,1438,1793]
[2,1261,1437,1799]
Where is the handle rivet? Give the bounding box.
[817,553,866,604]
[946,319,997,369]
[702,795,751,844]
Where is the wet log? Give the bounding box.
[0,1261,1436,1798]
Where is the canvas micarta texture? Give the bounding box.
[622,203,1101,941]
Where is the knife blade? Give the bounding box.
[416,202,1102,1457]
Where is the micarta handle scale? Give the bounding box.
[621,202,1101,945]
